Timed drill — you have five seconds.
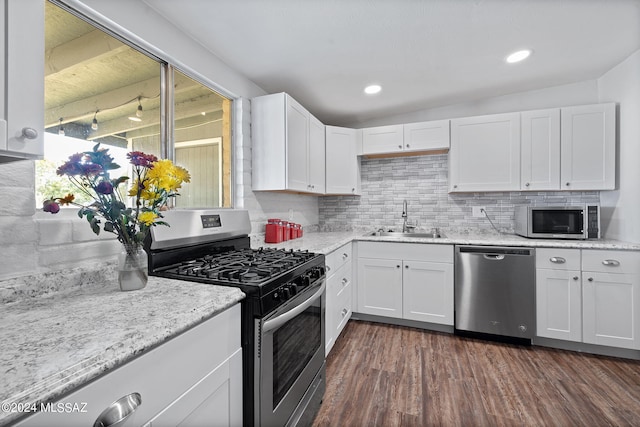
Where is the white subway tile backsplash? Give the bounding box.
[319,154,599,233]
[0,244,37,280]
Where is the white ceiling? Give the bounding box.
[143,0,640,126]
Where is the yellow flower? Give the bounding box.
[173,165,191,184]
[138,211,158,226]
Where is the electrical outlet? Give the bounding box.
[472,206,486,218]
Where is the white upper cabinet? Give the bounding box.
[521,108,561,191]
[361,120,450,156]
[560,103,616,191]
[449,112,521,192]
[325,126,361,195]
[308,114,326,193]
[252,93,325,194]
[403,120,450,153]
[361,124,404,155]
[1,0,45,161]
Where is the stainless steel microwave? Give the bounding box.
[514,205,600,239]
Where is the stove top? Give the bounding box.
[160,247,318,284]
[146,209,326,313]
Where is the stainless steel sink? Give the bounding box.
[369,231,446,239]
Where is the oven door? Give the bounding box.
[255,280,326,427]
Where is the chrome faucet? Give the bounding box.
[402,200,409,232]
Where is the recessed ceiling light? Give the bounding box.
[506,49,532,64]
[364,84,382,95]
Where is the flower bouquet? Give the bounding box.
[43,144,190,290]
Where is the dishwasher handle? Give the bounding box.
[484,254,505,260]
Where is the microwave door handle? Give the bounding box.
[262,281,326,333]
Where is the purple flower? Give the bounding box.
[127,151,158,168]
[42,200,60,214]
[95,181,114,195]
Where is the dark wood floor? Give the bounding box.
[312,320,640,427]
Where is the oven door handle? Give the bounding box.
[262,281,326,333]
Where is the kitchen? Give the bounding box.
[2,0,640,426]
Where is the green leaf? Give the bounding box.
[104,222,114,232]
[90,217,100,235]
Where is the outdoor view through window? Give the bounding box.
[38,1,232,208]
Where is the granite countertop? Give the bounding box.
[0,263,244,426]
[253,230,640,253]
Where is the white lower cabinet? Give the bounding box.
[16,305,242,427]
[356,242,454,326]
[582,250,640,350]
[536,249,582,342]
[403,259,454,324]
[325,243,353,355]
[536,248,640,350]
[357,257,403,318]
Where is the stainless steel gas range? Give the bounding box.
[146,209,326,426]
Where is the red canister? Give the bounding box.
[282,221,291,241]
[265,218,283,243]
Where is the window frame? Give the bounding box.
[47,0,236,207]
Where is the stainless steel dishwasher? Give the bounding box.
[455,245,535,343]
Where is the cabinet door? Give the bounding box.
[402,260,453,325]
[361,124,404,155]
[308,114,325,193]
[536,269,582,342]
[286,96,309,192]
[521,109,560,190]
[148,349,242,427]
[449,112,520,192]
[403,120,450,152]
[2,0,45,159]
[325,126,360,195]
[357,257,403,318]
[560,103,615,190]
[582,272,640,349]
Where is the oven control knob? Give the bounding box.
[289,283,298,295]
[295,275,311,288]
[283,287,292,299]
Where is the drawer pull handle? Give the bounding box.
[588,277,594,282]
[550,257,566,264]
[573,276,579,281]
[342,253,349,259]
[602,259,620,267]
[341,308,348,317]
[341,278,349,286]
[326,266,331,272]
[94,392,142,427]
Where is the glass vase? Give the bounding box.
[117,244,148,291]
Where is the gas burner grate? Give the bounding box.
[163,247,317,284]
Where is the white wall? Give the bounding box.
[598,50,640,242]
[0,0,318,280]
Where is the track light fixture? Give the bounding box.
[128,97,143,122]
[136,97,143,118]
[91,111,99,131]
[58,118,65,136]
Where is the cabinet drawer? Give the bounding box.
[332,277,352,337]
[332,261,352,300]
[536,248,581,270]
[19,305,241,427]
[326,243,352,276]
[582,250,640,274]
[358,242,453,263]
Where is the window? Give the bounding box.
[38,1,232,208]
